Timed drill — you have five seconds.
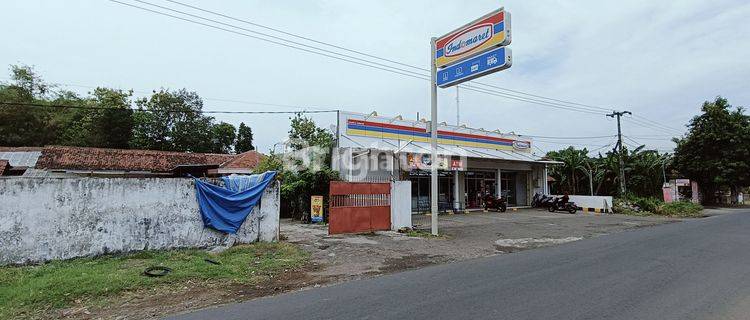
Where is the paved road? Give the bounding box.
[170,209,750,320]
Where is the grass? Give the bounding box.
[405,229,448,239]
[614,197,704,218]
[0,242,308,319]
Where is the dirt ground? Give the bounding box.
[55,209,679,319]
[282,209,678,280]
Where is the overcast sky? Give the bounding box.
[2,0,748,154]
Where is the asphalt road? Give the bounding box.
[169,209,750,320]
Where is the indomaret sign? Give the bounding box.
[435,8,511,69]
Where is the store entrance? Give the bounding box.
[500,172,516,206]
[465,171,496,209]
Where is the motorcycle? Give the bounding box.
[532,193,553,208]
[482,192,508,212]
[548,197,578,214]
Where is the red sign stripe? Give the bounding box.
[436,11,504,49]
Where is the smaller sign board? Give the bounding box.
[405,153,465,171]
[311,195,324,223]
[437,46,512,88]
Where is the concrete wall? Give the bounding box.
[390,181,411,230]
[0,177,279,265]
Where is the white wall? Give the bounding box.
[0,177,279,265]
[551,195,613,211]
[390,181,411,230]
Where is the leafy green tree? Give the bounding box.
[0,65,57,146]
[673,97,750,203]
[130,89,215,152]
[235,122,255,152]
[288,113,334,151]
[210,122,236,153]
[56,88,134,148]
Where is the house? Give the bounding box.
[0,146,263,177]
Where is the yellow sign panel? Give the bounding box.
[311,195,324,223]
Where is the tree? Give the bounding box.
[210,122,236,154]
[56,88,134,148]
[673,97,750,204]
[0,65,57,146]
[235,122,255,152]
[288,113,334,151]
[130,89,215,152]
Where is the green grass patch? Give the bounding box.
[614,196,704,218]
[405,229,447,239]
[0,242,307,319]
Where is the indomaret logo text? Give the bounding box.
[444,23,493,57]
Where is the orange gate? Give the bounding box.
[328,181,391,235]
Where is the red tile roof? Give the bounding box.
[220,150,264,170]
[36,146,240,173]
[0,160,8,175]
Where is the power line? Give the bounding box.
[521,134,616,140]
[110,0,612,117]
[0,101,338,114]
[108,0,432,82]
[164,0,428,73]
[167,0,615,114]
[0,77,353,112]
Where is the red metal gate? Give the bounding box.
[329,181,391,235]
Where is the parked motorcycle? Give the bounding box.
[482,192,507,212]
[548,197,578,214]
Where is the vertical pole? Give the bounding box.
[589,168,594,196]
[430,37,439,236]
[615,114,626,195]
[608,111,630,196]
[456,86,460,126]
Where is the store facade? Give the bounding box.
[332,111,556,212]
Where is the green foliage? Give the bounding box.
[0,242,308,319]
[288,113,334,151]
[546,145,670,198]
[657,201,704,217]
[130,89,216,152]
[613,195,703,218]
[210,122,236,153]
[673,97,750,204]
[235,122,255,152]
[0,65,241,154]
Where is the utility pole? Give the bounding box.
[607,110,632,196]
[429,37,439,236]
[456,86,460,126]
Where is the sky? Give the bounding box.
[2,0,749,155]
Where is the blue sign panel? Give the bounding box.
[436,46,512,88]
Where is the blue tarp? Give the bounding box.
[194,171,277,234]
[221,174,263,192]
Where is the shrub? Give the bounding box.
[657,201,704,217]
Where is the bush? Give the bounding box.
[657,201,704,217]
[614,196,704,218]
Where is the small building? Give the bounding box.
[0,146,263,177]
[331,111,558,212]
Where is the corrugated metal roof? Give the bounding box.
[0,151,42,167]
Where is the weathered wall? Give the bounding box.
[0,177,279,265]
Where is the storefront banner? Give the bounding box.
[405,153,464,171]
[339,111,532,153]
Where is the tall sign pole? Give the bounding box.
[607,110,632,195]
[430,8,512,236]
[430,37,439,236]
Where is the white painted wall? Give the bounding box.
[0,177,279,265]
[390,181,411,230]
[552,195,613,211]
